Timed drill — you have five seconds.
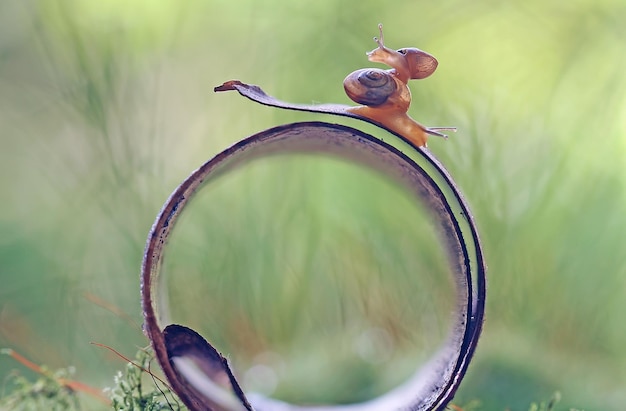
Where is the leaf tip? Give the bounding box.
[214,80,243,93]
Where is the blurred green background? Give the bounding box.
[1,0,625,410]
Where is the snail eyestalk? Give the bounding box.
[426,127,457,139]
[373,23,385,49]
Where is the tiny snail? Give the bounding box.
[344,24,455,147]
[365,24,438,83]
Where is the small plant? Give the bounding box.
[0,349,83,411]
[527,392,583,411]
[448,392,584,411]
[527,392,561,411]
[104,347,187,411]
[1,346,187,411]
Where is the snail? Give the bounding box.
[344,24,455,147]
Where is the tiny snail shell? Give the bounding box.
[396,47,438,80]
[343,68,397,106]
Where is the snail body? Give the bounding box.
[343,24,454,147]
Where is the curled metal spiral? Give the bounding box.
[141,25,485,411]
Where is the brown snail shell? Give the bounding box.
[343,68,397,106]
[396,47,438,80]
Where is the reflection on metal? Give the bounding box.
[141,83,486,411]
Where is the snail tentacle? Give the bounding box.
[373,23,385,49]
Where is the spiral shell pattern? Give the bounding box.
[343,68,397,106]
